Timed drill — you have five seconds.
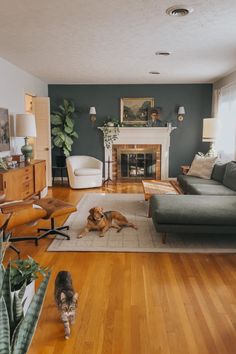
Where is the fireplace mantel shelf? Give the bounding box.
[98,125,176,179]
[98,126,176,132]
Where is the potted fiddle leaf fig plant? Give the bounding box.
[51,99,78,165]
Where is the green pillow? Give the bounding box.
[211,163,227,182]
[223,162,236,191]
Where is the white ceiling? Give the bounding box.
[1,0,236,84]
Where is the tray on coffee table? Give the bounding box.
[142,180,181,217]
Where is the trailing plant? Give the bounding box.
[51,99,78,157]
[102,117,120,149]
[0,231,51,354]
[10,257,48,292]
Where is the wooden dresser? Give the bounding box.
[0,160,46,200]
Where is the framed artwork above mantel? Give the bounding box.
[120,97,154,126]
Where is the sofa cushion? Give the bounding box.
[223,162,236,191]
[150,195,236,226]
[74,168,101,176]
[177,175,220,193]
[211,163,227,182]
[187,155,217,179]
[187,183,236,195]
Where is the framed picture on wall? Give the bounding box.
[0,108,10,152]
[120,97,154,125]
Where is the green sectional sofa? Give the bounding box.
[151,161,236,242]
[177,161,236,195]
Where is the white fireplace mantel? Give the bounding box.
[98,126,176,179]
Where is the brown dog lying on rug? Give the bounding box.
[78,207,137,238]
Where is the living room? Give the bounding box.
[0,1,236,354]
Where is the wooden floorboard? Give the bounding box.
[3,183,236,354]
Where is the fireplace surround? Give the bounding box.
[98,126,175,180]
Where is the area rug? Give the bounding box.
[47,193,236,253]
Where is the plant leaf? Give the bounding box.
[53,135,63,148]
[65,116,73,128]
[51,114,63,126]
[71,131,78,139]
[12,272,51,354]
[17,283,26,301]
[51,127,62,136]
[63,147,70,157]
[0,296,10,354]
[13,293,23,327]
[64,125,73,134]
[2,265,13,327]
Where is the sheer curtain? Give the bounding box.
[216,84,236,161]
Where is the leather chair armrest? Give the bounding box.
[0,200,34,214]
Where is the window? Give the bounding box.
[216,84,236,161]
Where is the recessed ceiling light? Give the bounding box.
[166,5,194,17]
[155,52,171,56]
[149,71,160,75]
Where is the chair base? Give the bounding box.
[35,218,70,246]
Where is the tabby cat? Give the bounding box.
[54,271,78,339]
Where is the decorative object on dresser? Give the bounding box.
[120,97,154,126]
[0,107,10,152]
[202,118,218,156]
[15,113,37,164]
[0,160,46,200]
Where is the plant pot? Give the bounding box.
[107,122,115,127]
[11,280,35,315]
[56,155,66,167]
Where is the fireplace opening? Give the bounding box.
[117,148,158,180]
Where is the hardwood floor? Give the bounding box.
[4,183,236,354]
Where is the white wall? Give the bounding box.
[0,57,48,156]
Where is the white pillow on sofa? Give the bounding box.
[187,155,217,179]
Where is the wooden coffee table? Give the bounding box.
[142,180,181,217]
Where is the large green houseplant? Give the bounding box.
[51,99,78,160]
[0,232,50,354]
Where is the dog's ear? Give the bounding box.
[89,207,95,216]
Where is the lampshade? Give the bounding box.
[202,118,217,142]
[178,106,185,115]
[89,107,96,115]
[16,114,37,137]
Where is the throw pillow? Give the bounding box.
[223,161,236,191]
[187,155,217,179]
[211,163,227,182]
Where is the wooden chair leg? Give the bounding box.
[162,233,167,244]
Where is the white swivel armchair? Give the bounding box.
[66,156,103,189]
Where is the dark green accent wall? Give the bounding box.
[48,84,212,177]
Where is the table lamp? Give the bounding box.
[202,118,218,156]
[16,114,37,163]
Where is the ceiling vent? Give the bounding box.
[149,71,160,75]
[166,5,193,17]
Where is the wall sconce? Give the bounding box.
[89,107,96,125]
[177,106,185,122]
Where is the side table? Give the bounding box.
[180,165,190,175]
